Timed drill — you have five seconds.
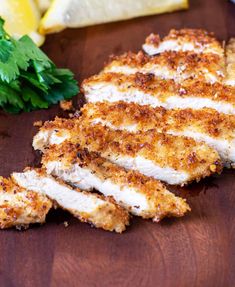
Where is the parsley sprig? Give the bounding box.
[0,18,79,113]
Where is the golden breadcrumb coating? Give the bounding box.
[82,72,235,109]
[144,29,224,56]
[42,143,190,221]
[81,102,235,141]
[104,50,225,83]
[14,168,129,233]
[81,102,235,166]
[74,123,222,180]
[36,117,222,184]
[0,176,52,229]
[225,38,235,86]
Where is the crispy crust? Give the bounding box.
[76,123,222,177]
[225,38,235,85]
[0,176,52,229]
[82,72,235,106]
[17,168,130,233]
[39,118,222,183]
[104,50,225,83]
[40,116,77,131]
[42,143,190,220]
[144,29,223,55]
[81,102,235,141]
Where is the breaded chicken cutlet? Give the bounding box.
[142,28,224,56]
[81,102,235,167]
[33,118,222,185]
[225,38,235,86]
[103,50,225,84]
[41,142,190,221]
[82,73,235,115]
[0,176,52,229]
[2,28,232,233]
[12,169,129,233]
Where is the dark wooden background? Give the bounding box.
[0,0,234,286]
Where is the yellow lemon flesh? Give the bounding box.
[0,0,45,46]
[35,0,52,13]
[40,0,188,34]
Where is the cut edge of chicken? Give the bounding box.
[41,143,190,221]
[0,176,52,230]
[12,169,130,233]
[33,119,223,185]
[225,38,235,87]
[103,51,225,84]
[142,29,224,56]
[82,73,235,115]
[80,102,235,167]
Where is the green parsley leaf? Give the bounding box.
[0,17,79,113]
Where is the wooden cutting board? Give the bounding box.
[0,1,234,286]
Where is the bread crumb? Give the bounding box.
[210,164,216,172]
[64,221,69,228]
[33,120,43,127]
[60,100,74,111]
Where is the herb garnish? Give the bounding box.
[0,18,78,113]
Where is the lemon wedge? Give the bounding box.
[40,0,188,34]
[0,0,45,46]
[35,0,52,13]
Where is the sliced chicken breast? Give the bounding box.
[75,123,222,185]
[0,176,52,229]
[103,51,225,84]
[82,72,235,115]
[41,143,190,221]
[12,169,129,233]
[225,38,235,86]
[81,102,235,167]
[142,29,224,56]
[33,119,222,185]
[33,116,75,151]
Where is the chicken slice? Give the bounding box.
[0,176,52,229]
[103,51,225,84]
[142,29,224,56]
[81,102,235,167]
[12,169,129,233]
[82,72,235,115]
[225,38,235,86]
[41,143,190,221]
[33,119,222,185]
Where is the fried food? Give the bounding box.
[225,38,235,86]
[82,72,235,115]
[33,118,222,185]
[41,143,190,221]
[81,102,235,167]
[103,50,225,84]
[12,168,129,233]
[0,176,52,229]
[143,28,224,56]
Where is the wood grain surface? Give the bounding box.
[0,1,235,286]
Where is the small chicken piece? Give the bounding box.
[142,29,224,56]
[33,119,222,185]
[82,72,235,115]
[225,38,235,86]
[41,143,190,221]
[0,176,52,229]
[33,116,78,152]
[81,102,235,167]
[103,50,225,84]
[12,169,129,233]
